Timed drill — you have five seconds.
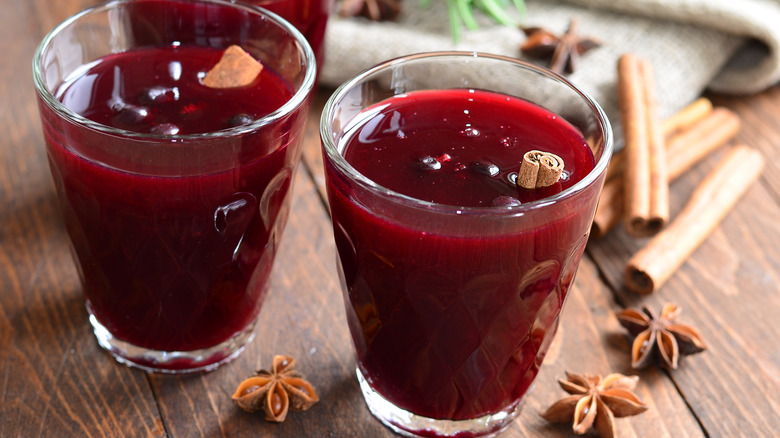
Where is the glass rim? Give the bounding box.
[32,0,317,142]
[320,51,613,216]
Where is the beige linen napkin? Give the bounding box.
[320,0,780,142]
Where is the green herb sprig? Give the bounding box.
[423,0,526,42]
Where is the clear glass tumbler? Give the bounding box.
[320,52,612,437]
[33,0,316,373]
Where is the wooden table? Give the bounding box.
[3,1,779,436]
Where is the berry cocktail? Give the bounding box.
[33,0,315,373]
[244,0,333,69]
[321,53,611,436]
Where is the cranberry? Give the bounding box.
[150,123,180,135]
[470,160,499,177]
[138,86,177,105]
[413,156,442,171]
[491,196,523,207]
[227,113,255,127]
[112,104,150,127]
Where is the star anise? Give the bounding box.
[339,0,402,21]
[617,303,707,370]
[542,371,648,438]
[231,355,319,422]
[520,19,601,74]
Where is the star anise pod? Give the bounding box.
[542,371,648,438]
[232,355,319,422]
[617,303,707,370]
[339,0,402,21]
[520,19,601,74]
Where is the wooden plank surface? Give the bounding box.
[2,0,779,437]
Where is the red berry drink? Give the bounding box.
[34,0,315,373]
[321,54,611,436]
[245,0,332,69]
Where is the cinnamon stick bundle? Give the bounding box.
[618,54,669,237]
[592,107,741,238]
[624,145,764,294]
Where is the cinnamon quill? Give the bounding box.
[617,54,669,237]
[625,145,764,294]
[592,107,741,238]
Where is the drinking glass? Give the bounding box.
[320,52,612,437]
[242,0,333,70]
[33,0,316,373]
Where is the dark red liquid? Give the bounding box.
[326,89,599,420]
[245,0,332,69]
[39,45,302,355]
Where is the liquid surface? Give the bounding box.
[60,45,292,134]
[342,89,595,207]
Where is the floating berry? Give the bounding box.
[228,113,255,127]
[491,196,522,207]
[138,86,178,105]
[150,123,180,135]
[414,156,442,171]
[470,160,499,177]
[112,104,150,127]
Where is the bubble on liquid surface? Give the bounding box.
[560,170,571,181]
[499,137,517,148]
[470,160,499,177]
[491,195,522,207]
[507,172,519,185]
[413,156,442,171]
[150,123,180,135]
[461,127,481,138]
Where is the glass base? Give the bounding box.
[89,310,256,374]
[357,368,524,438]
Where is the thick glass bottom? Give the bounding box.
[88,306,256,374]
[357,368,525,438]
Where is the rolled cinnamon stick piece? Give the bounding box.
[618,54,669,237]
[625,145,764,294]
[517,150,564,189]
[591,107,741,238]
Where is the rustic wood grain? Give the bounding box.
[588,143,780,437]
[3,0,780,436]
[2,1,165,437]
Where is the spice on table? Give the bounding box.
[625,144,764,294]
[232,355,319,422]
[338,0,402,21]
[591,106,741,238]
[617,53,669,237]
[541,371,648,438]
[617,303,707,369]
[520,19,601,74]
[516,149,564,189]
[202,45,263,89]
[661,97,713,138]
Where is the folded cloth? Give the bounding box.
[320,0,780,143]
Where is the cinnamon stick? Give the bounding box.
[661,97,713,138]
[591,107,741,238]
[617,54,669,237]
[624,145,764,294]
